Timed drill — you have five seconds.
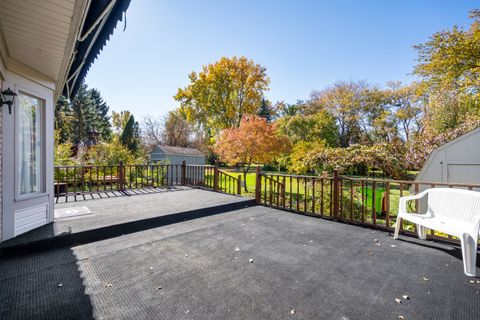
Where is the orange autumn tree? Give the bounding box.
[215,115,291,192]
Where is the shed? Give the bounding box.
[150,145,205,165]
[416,127,480,185]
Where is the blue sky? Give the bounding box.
[85,0,475,119]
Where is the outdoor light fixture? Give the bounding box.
[0,88,17,114]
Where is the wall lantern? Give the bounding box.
[1,88,17,114]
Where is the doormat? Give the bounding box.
[55,206,92,219]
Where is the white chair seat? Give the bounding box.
[394,188,480,277]
[403,213,473,238]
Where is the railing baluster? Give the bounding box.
[296,177,300,211]
[320,178,324,216]
[372,181,376,225]
[361,180,365,222]
[289,176,293,210]
[350,180,354,221]
[385,182,390,228]
[304,177,307,213]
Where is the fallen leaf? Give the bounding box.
[373,239,379,242]
[149,267,154,270]
[376,243,381,246]
[470,280,475,284]
[57,283,63,288]
[395,298,402,304]
[290,309,296,315]
[156,286,162,290]
[368,252,374,255]
[235,247,240,251]
[309,240,314,243]
[390,244,397,248]
[402,295,409,300]
[398,316,405,320]
[422,277,429,281]
[104,283,113,288]
[249,258,254,263]
[185,254,188,257]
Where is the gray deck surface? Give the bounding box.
[0,190,479,319]
[1,188,247,248]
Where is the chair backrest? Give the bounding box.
[426,188,480,224]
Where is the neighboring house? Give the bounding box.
[416,127,480,186]
[0,0,130,241]
[150,145,206,165]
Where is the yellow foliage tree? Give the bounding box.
[174,56,270,135]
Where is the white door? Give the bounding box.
[2,75,54,240]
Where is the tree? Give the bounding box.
[90,88,112,141]
[112,110,132,134]
[214,115,291,191]
[386,82,424,142]
[413,10,480,135]
[69,83,96,143]
[175,56,270,134]
[276,110,339,146]
[162,109,192,147]
[257,98,275,122]
[308,81,369,147]
[120,114,141,153]
[55,83,113,143]
[54,95,73,143]
[141,116,163,148]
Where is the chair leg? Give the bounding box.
[417,225,427,240]
[394,217,402,239]
[460,233,477,277]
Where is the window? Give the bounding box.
[16,92,43,196]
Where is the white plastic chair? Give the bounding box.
[394,188,480,277]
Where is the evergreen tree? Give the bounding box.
[257,98,274,122]
[54,95,73,143]
[70,83,96,143]
[54,82,113,143]
[120,114,141,153]
[90,88,112,141]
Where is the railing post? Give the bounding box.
[214,162,219,191]
[255,166,261,203]
[118,161,124,191]
[237,175,242,195]
[181,160,186,186]
[333,169,340,220]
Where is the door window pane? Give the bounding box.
[17,92,43,195]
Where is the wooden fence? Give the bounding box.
[55,161,479,243]
[255,168,480,243]
[54,161,241,201]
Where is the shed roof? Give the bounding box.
[152,145,205,157]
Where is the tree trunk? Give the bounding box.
[242,162,252,192]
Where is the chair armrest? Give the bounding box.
[398,190,429,215]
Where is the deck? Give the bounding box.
[0,189,479,319]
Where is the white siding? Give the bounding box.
[416,128,480,185]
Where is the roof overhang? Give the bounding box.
[0,0,130,101]
[61,0,131,100]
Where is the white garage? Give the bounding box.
[416,127,480,185]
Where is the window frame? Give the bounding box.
[14,89,46,201]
